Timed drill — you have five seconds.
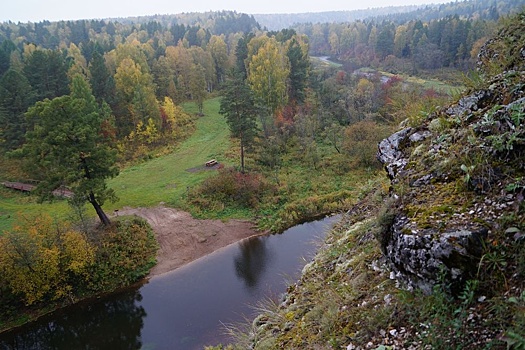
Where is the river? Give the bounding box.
[0,215,340,350]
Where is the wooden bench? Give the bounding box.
[205,159,218,167]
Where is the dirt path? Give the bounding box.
[115,206,260,277]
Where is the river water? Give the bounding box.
[0,216,340,350]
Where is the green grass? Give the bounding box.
[310,56,343,69]
[353,67,462,95]
[0,190,69,232]
[107,97,232,210]
[381,70,462,95]
[0,97,232,232]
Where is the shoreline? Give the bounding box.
[114,206,261,277]
[0,207,261,335]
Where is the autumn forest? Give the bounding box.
[0,0,524,340]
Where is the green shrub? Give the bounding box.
[89,217,159,292]
[0,215,158,329]
[373,195,399,253]
[343,121,392,168]
[188,167,275,211]
[0,215,96,306]
[259,189,355,232]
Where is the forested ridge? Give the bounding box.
[296,0,525,71]
[0,0,522,152]
[256,0,525,30]
[1,0,525,343]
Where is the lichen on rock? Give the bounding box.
[377,22,525,294]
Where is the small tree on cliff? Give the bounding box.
[19,75,118,226]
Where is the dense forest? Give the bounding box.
[0,12,262,156]
[295,0,525,71]
[256,0,525,29]
[1,0,522,158]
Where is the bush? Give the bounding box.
[373,195,399,253]
[0,215,95,306]
[88,217,159,292]
[343,121,391,168]
[259,190,356,232]
[188,167,274,211]
[0,215,158,327]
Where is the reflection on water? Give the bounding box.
[0,215,340,350]
[0,289,145,350]
[234,237,270,290]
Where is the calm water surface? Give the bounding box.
[0,216,340,350]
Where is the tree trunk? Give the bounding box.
[89,191,111,226]
[80,155,111,226]
[240,133,245,174]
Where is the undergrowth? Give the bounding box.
[0,215,158,332]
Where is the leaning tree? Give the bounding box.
[19,75,119,226]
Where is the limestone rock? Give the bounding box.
[385,215,487,293]
[377,127,412,179]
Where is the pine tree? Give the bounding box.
[19,75,119,226]
[0,69,35,150]
[220,73,259,173]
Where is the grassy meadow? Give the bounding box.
[1,95,382,233]
[106,98,232,210]
[0,98,232,232]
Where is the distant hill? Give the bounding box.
[254,6,422,30]
[254,0,525,30]
[109,10,260,35]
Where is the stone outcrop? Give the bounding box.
[377,29,525,292]
[377,124,490,293]
[386,215,487,293]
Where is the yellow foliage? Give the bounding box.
[62,231,95,274]
[356,78,374,97]
[0,215,95,305]
[161,96,192,135]
[247,37,290,114]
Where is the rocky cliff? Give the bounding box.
[212,12,525,350]
[377,13,525,294]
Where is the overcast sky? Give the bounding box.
[1,0,445,23]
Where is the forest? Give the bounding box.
[0,0,519,167]
[255,0,525,29]
[0,0,524,342]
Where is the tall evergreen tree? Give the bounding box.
[89,51,115,105]
[0,40,16,76]
[287,38,309,104]
[19,75,118,226]
[0,69,35,150]
[235,33,254,79]
[23,49,69,100]
[220,73,259,173]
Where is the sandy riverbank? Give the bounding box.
[115,206,260,276]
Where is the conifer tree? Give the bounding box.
[19,75,118,226]
[220,73,259,173]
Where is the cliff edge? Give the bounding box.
[212,12,525,350]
